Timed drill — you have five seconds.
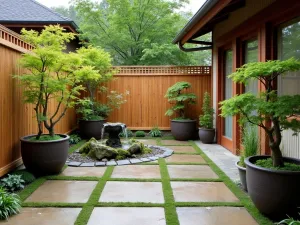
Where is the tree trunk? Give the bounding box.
[49,127,55,137]
[270,144,284,167]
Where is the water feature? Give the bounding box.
[101,122,127,148]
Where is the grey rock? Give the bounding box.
[116,160,131,165]
[95,162,106,166]
[106,161,117,166]
[130,159,143,164]
[67,161,82,167]
[140,158,151,162]
[148,156,159,161]
[102,158,108,162]
[80,162,95,167]
[128,143,142,155]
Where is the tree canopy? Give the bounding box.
[55,0,211,66]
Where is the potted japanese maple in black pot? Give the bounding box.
[220,58,300,219]
[199,92,215,143]
[75,46,115,140]
[165,82,197,141]
[235,126,258,191]
[15,25,85,175]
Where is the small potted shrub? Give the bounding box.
[165,81,197,141]
[220,58,300,218]
[235,126,258,191]
[15,25,84,175]
[199,92,215,143]
[75,46,115,139]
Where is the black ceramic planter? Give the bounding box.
[20,134,69,176]
[245,155,300,219]
[170,120,196,141]
[79,119,106,140]
[235,161,247,191]
[198,128,215,144]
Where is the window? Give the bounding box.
[244,39,258,94]
[278,19,300,95]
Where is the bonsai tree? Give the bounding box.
[15,25,84,140]
[165,81,196,119]
[199,92,214,128]
[220,58,300,167]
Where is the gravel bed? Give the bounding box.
[68,145,166,163]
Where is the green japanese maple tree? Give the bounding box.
[220,58,300,167]
[15,25,85,139]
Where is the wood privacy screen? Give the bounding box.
[96,66,212,130]
[0,26,76,176]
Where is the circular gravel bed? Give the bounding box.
[66,145,174,167]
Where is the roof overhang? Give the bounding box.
[173,0,245,51]
[0,20,79,33]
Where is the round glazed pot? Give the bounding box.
[170,120,196,141]
[79,119,106,140]
[245,155,300,219]
[21,134,69,176]
[235,161,247,191]
[198,128,215,144]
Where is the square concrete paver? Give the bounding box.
[87,207,166,225]
[167,165,218,179]
[2,208,81,225]
[161,140,190,145]
[168,146,196,153]
[138,139,158,145]
[99,181,164,203]
[171,182,239,202]
[60,167,106,177]
[177,207,258,225]
[25,180,97,203]
[165,154,206,163]
[111,165,161,179]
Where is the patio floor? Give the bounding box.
[4,140,259,225]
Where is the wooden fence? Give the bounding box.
[96,66,212,130]
[0,25,77,176]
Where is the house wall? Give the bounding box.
[211,0,300,156]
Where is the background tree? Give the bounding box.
[51,5,81,25]
[70,0,210,65]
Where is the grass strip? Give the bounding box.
[46,176,99,181]
[108,178,161,182]
[74,166,114,225]
[190,141,273,225]
[19,177,47,202]
[96,202,164,207]
[159,158,180,225]
[22,202,85,208]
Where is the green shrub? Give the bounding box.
[238,126,258,168]
[256,158,300,171]
[199,92,214,129]
[10,170,35,185]
[149,126,162,137]
[165,81,197,120]
[119,129,133,138]
[0,175,25,192]
[277,215,300,225]
[69,134,82,145]
[0,187,21,220]
[135,131,146,137]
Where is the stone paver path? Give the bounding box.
[6,139,259,225]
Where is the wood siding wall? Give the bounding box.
[0,25,77,176]
[94,66,212,130]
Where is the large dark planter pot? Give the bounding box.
[235,161,247,192]
[198,128,215,144]
[20,134,69,176]
[245,155,300,219]
[171,120,196,141]
[79,119,106,140]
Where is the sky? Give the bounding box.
[37,0,206,14]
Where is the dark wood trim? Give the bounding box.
[181,0,232,44]
[2,23,77,33]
